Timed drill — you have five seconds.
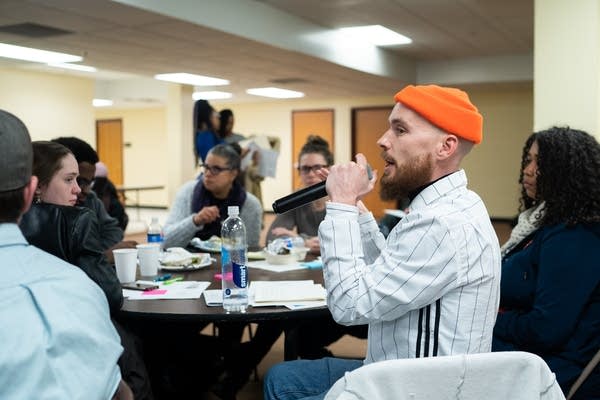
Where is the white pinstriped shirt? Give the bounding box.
[318,170,501,364]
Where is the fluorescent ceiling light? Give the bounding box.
[192,91,232,100]
[154,73,229,86]
[92,99,113,107]
[0,43,82,63]
[47,63,97,72]
[246,87,304,99]
[338,25,412,46]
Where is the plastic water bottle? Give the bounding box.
[147,217,163,244]
[221,206,248,313]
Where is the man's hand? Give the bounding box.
[105,241,137,264]
[326,153,377,206]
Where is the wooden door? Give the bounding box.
[353,107,397,219]
[291,110,334,190]
[96,119,124,187]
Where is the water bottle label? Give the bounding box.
[147,233,162,243]
[232,261,247,288]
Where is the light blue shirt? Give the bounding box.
[0,223,123,400]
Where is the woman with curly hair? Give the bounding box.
[492,126,600,399]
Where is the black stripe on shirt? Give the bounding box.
[433,299,441,356]
[416,308,423,357]
[424,305,431,357]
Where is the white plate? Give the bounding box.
[247,250,266,260]
[159,257,214,271]
[190,238,222,253]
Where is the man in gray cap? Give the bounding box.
[0,109,132,399]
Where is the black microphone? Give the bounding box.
[272,165,372,214]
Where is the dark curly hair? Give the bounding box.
[298,135,333,166]
[51,136,98,165]
[518,126,600,227]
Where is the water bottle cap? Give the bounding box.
[228,206,239,216]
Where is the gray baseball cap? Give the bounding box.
[0,110,33,192]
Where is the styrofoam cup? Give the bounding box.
[113,248,138,283]
[137,243,160,276]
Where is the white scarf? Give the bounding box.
[500,202,546,258]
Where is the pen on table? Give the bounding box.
[154,274,172,282]
[162,276,183,285]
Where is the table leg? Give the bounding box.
[283,325,300,361]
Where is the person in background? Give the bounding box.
[19,141,154,400]
[194,99,222,164]
[94,161,129,230]
[267,135,332,254]
[219,109,245,144]
[244,149,264,206]
[51,137,136,262]
[0,109,131,400]
[163,143,262,249]
[264,84,501,399]
[492,127,600,399]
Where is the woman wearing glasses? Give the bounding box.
[266,135,332,254]
[163,143,262,249]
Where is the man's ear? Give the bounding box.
[437,134,459,160]
[21,176,38,215]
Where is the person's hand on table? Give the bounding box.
[270,227,295,237]
[105,240,137,264]
[304,236,320,254]
[193,205,220,226]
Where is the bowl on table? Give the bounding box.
[291,247,309,261]
[264,250,297,265]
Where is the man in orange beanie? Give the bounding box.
[264,85,501,400]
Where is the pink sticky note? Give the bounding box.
[142,289,167,295]
[214,272,232,281]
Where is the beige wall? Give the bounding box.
[0,67,95,143]
[0,67,532,218]
[464,86,533,218]
[95,107,169,206]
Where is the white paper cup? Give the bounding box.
[113,248,138,283]
[137,243,160,276]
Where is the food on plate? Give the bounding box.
[160,247,210,266]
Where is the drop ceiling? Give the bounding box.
[0,0,533,106]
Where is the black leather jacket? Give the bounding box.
[20,203,124,314]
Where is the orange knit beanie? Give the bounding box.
[394,85,483,144]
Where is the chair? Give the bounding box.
[566,346,600,400]
[325,351,565,400]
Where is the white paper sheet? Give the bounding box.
[251,280,326,303]
[246,260,307,272]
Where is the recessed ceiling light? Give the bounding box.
[0,43,82,63]
[92,98,113,107]
[47,62,97,72]
[155,73,229,86]
[192,91,232,100]
[246,87,304,99]
[338,25,412,46]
